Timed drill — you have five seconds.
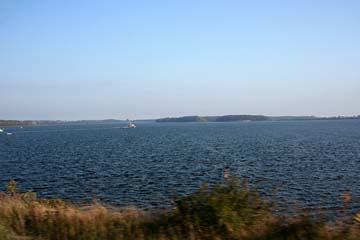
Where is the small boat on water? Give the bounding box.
[128,121,136,128]
[0,128,4,133]
[6,133,13,136]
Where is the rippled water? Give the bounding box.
[1,120,360,210]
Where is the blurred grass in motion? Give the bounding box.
[0,179,359,240]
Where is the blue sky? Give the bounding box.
[1,0,359,120]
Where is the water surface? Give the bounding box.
[1,120,360,211]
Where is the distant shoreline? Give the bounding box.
[155,114,360,123]
[1,115,359,126]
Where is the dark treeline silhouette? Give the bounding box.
[157,115,270,122]
[156,114,360,123]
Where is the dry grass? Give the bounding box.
[0,182,146,240]
[0,180,359,240]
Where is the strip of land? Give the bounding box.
[156,114,360,123]
[1,114,359,126]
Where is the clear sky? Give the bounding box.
[1,0,359,120]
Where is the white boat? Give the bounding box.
[128,121,136,128]
[0,128,4,133]
[6,133,13,136]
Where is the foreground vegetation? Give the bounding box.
[0,180,359,240]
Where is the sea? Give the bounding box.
[1,120,360,212]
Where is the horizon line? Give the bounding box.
[1,113,360,122]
